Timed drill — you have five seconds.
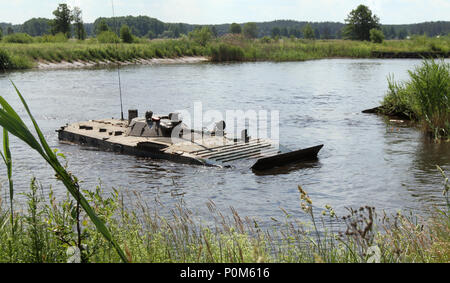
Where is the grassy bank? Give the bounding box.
[0,39,209,70]
[0,35,449,70]
[0,177,448,263]
[380,59,450,139]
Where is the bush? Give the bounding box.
[382,59,450,138]
[210,43,245,62]
[260,36,272,43]
[120,25,133,44]
[188,27,213,47]
[0,48,33,70]
[35,33,68,43]
[97,31,120,44]
[3,33,33,44]
[370,28,384,43]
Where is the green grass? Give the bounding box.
[0,81,128,262]
[0,38,209,70]
[381,59,450,139]
[0,34,449,70]
[0,179,448,263]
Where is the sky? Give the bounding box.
[1,0,449,25]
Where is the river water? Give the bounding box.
[0,59,449,225]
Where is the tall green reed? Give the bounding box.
[0,129,13,231]
[0,81,128,262]
[382,59,450,139]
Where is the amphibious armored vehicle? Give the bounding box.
[58,110,323,171]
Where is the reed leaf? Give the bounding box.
[0,82,129,263]
[0,128,14,228]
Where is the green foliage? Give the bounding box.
[0,35,449,69]
[271,27,281,38]
[2,33,33,44]
[370,28,384,43]
[146,30,156,39]
[0,82,129,262]
[94,16,167,38]
[382,59,450,138]
[96,20,110,35]
[0,49,33,70]
[260,36,272,43]
[343,5,380,41]
[35,33,69,43]
[0,128,13,237]
[0,28,2,41]
[97,31,120,44]
[120,25,134,44]
[72,7,86,40]
[243,23,258,39]
[22,18,51,36]
[229,23,242,34]
[409,59,450,138]
[302,24,315,40]
[210,43,245,62]
[50,4,73,37]
[0,179,448,263]
[188,27,213,46]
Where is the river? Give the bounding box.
[0,58,449,226]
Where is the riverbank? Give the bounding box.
[36,56,209,70]
[1,179,448,263]
[1,35,449,71]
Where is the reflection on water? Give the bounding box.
[0,59,448,228]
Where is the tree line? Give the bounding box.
[1,4,449,40]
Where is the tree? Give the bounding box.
[389,26,397,39]
[370,28,384,43]
[0,27,2,41]
[314,28,320,39]
[229,23,242,34]
[97,31,120,43]
[168,24,180,38]
[343,5,380,41]
[146,30,156,39]
[398,28,408,40]
[22,18,51,36]
[72,7,86,40]
[211,26,218,37]
[302,24,315,39]
[322,26,331,39]
[243,22,258,38]
[188,27,213,46]
[289,28,302,38]
[120,25,133,43]
[271,27,280,38]
[96,20,110,35]
[7,27,14,35]
[51,4,73,37]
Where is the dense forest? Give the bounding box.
[1,16,449,40]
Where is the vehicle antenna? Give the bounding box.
[111,0,124,121]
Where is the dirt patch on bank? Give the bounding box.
[37,56,210,70]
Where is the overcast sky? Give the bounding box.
[1,0,449,25]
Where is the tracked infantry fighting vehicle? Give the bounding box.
[58,110,323,171]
